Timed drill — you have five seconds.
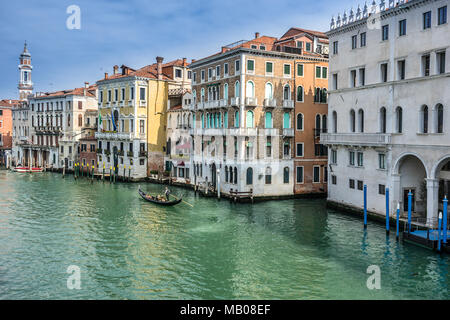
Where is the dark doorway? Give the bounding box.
[211,163,217,191]
[113,146,118,174]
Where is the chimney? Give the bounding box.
[104,72,108,80]
[182,58,187,66]
[191,59,196,63]
[113,65,119,75]
[84,82,89,96]
[221,47,228,53]
[156,56,164,80]
[255,32,260,39]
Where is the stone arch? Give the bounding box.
[392,152,429,178]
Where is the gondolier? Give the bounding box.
[164,187,171,201]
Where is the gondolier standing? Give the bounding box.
[164,187,171,201]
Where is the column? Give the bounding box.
[426,178,439,227]
[391,173,401,211]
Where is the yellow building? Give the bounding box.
[95,57,191,179]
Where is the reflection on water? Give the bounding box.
[0,171,448,299]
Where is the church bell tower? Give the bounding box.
[18,41,33,101]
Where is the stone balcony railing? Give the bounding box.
[230,97,241,106]
[95,132,132,140]
[264,98,277,108]
[283,128,294,137]
[204,100,219,109]
[245,97,257,106]
[283,100,294,109]
[320,133,392,146]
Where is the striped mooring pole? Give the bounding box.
[363,184,367,229]
[386,187,390,235]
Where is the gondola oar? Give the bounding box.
[170,194,193,207]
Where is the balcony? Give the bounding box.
[96,148,102,154]
[283,100,294,109]
[197,101,205,109]
[139,151,147,158]
[118,150,124,156]
[283,128,294,137]
[230,97,241,106]
[264,98,277,108]
[218,99,227,107]
[19,136,29,141]
[95,132,132,140]
[119,101,124,107]
[245,97,257,106]
[127,151,134,157]
[139,100,147,107]
[204,100,219,109]
[320,133,392,146]
[229,128,258,136]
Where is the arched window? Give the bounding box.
[296,86,304,102]
[421,105,428,133]
[192,114,195,129]
[321,88,327,103]
[315,114,321,131]
[283,84,291,100]
[246,167,253,185]
[192,89,197,104]
[224,83,228,101]
[246,110,254,128]
[322,115,327,132]
[283,112,291,129]
[283,167,290,184]
[229,166,233,183]
[265,112,273,129]
[224,111,228,128]
[296,113,303,131]
[358,109,364,133]
[265,83,273,99]
[234,111,239,128]
[166,138,171,155]
[246,81,255,98]
[265,167,272,184]
[78,114,83,127]
[225,166,229,183]
[201,113,204,129]
[396,107,403,133]
[379,107,386,133]
[436,104,444,133]
[235,81,240,98]
[332,111,337,133]
[177,114,181,127]
[201,88,205,102]
[350,109,356,132]
[233,167,237,184]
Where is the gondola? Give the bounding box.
[138,188,182,206]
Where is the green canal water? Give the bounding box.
[0,171,448,300]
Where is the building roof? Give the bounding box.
[0,99,22,108]
[278,27,328,41]
[98,58,189,83]
[32,85,97,100]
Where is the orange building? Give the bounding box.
[0,99,20,166]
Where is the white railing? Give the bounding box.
[205,100,219,109]
[283,128,294,136]
[230,97,241,106]
[283,100,294,108]
[245,97,257,106]
[264,98,277,108]
[218,99,227,107]
[95,132,132,140]
[320,133,392,146]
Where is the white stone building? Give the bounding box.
[12,103,31,166]
[164,89,193,183]
[322,0,449,226]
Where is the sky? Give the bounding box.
[0,0,357,99]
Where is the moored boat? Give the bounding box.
[13,167,44,173]
[138,188,182,206]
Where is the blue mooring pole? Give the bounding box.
[443,196,448,245]
[438,212,442,252]
[408,190,412,233]
[396,203,400,241]
[386,188,390,235]
[364,185,367,229]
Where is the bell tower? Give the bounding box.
[18,41,33,101]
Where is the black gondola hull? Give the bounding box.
[138,189,182,206]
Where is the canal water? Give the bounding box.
[0,171,448,300]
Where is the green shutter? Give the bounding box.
[322,67,328,79]
[316,66,321,78]
[247,60,254,71]
[284,64,290,75]
[297,64,304,76]
[266,62,273,73]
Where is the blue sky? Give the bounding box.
[0,0,356,99]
